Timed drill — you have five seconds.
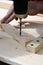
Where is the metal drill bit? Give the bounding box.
[20,18,22,36]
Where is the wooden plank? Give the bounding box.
[26,35,43,53]
[1,23,43,53]
[0,24,13,39]
[0,23,31,47]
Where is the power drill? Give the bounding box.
[13,0,28,36]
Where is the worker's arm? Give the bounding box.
[28,1,43,15]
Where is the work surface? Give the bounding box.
[0,24,43,65]
[0,1,43,65]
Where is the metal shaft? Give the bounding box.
[20,18,22,36]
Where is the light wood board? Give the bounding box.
[0,23,31,47]
[26,35,43,53]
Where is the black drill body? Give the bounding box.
[13,0,28,36]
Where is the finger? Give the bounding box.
[4,13,18,23]
[1,10,14,23]
[1,16,8,23]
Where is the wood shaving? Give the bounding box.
[0,23,5,31]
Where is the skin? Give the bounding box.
[0,1,43,23]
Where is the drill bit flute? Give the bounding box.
[19,18,22,36]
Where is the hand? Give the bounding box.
[1,4,18,23]
[1,1,43,24]
[28,1,43,15]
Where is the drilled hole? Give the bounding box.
[36,40,39,42]
[31,44,34,46]
[41,37,43,39]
